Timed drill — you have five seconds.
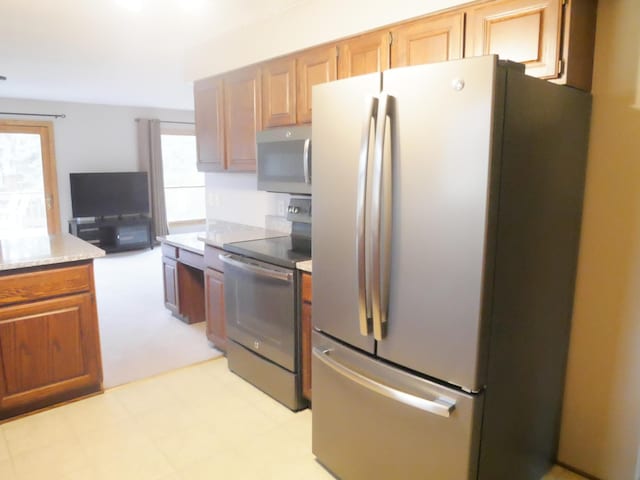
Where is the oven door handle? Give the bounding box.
[218,254,293,283]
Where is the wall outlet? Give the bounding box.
[277,200,285,216]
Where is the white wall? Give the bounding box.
[558,1,640,478]
[186,0,465,79]
[0,97,194,228]
[205,173,290,229]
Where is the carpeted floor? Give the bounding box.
[93,247,221,388]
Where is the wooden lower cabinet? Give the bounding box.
[162,256,180,316]
[204,245,227,353]
[162,244,206,325]
[0,262,103,419]
[205,267,227,353]
[301,273,312,401]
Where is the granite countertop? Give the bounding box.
[198,219,287,248]
[159,232,205,255]
[297,260,312,273]
[0,233,105,272]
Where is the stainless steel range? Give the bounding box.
[219,198,311,411]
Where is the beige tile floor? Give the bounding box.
[0,357,586,480]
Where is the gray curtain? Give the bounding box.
[136,118,168,239]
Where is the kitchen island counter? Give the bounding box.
[0,233,104,420]
[0,232,105,271]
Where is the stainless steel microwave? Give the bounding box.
[256,125,311,195]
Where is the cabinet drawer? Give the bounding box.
[301,272,312,303]
[0,263,92,306]
[204,245,225,272]
[179,249,204,271]
[162,243,178,260]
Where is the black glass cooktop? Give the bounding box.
[223,235,311,269]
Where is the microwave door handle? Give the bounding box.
[303,138,311,184]
[356,96,378,337]
[370,92,394,341]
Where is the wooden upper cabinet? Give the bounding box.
[194,77,225,172]
[465,0,562,80]
[338,30,390,79]
[391,13,465,68]
[297,45,338,124]
[262,56,297,128]
[224,66,262,172]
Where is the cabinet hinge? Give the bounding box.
[558,59,565,75]
[388,32,393,46]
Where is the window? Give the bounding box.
[160,133,205,224]
[0,121,60,238]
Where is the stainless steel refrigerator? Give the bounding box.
[311,55,591,480]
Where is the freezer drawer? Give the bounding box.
[312,332,483,480]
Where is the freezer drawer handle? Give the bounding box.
[313,347,456,418]
[218,254,293,283]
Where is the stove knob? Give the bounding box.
[293,207,300,214]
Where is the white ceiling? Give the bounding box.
[0,0,306,110]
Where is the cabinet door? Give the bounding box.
[194,76,225,172]
[465,0,562,80]
[224,66,262,172]
[262,56,297,128]
[301,272,312,400]
[301,301,312,401]
[338,30,390,79]
[297,45,337,124]
[205,268,226,353]
[391,12,464,68]
[163,256,180,316]
[0,293,102,418]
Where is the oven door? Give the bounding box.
[220,253,296,372]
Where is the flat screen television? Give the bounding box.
[70,172,150,218]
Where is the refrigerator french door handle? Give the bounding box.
[370,92,394,341]
[303,138,311,184]
[313,347,456,418]
[356,96,378,337]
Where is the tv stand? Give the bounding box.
[69,216,153,253]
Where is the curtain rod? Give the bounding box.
[135,118,194,125]
[0,111,66,119]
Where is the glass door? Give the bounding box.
[0,121,60,238]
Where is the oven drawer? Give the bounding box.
[220,253,296,372]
